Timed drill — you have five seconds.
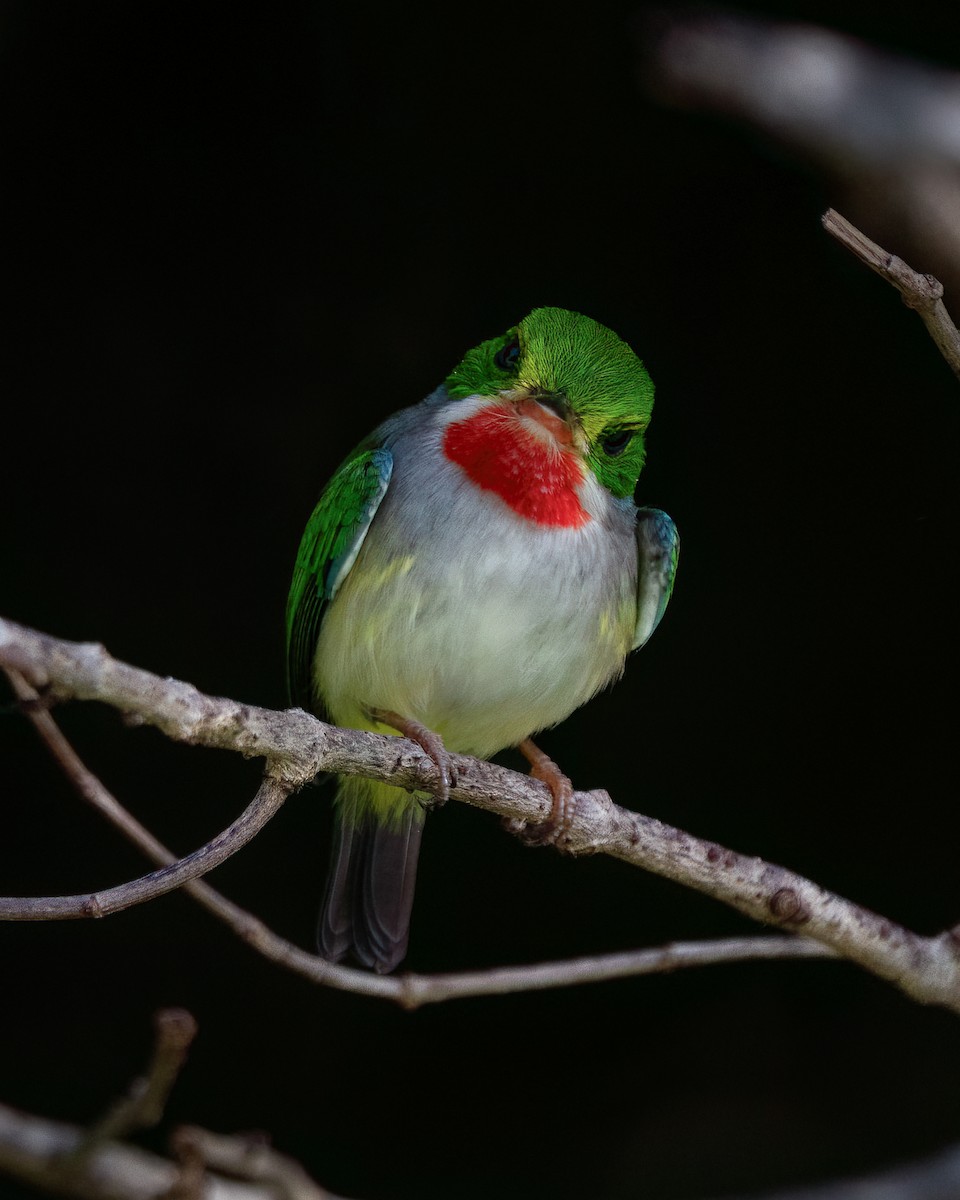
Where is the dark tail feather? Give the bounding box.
[318,804,424,974]
[316,816,359,965]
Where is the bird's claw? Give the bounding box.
[510,738,577,849]
[365,706,451,809]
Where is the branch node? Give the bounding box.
[769,887,811,925]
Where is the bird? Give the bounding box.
[285,307,678,973]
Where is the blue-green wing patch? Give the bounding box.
[285,447,393,711]
[632,507,679,651]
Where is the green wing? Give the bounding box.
[285,446,393,711]
[632,508,679,651]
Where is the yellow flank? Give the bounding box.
[334,554,419,657]
[347,554,416,593]
[598,601,633,660]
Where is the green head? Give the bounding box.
[444,307,655,499]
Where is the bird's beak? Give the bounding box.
[514,389,575,448]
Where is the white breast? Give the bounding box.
[314,403,639,758]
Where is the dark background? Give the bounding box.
[3,3,960,1198]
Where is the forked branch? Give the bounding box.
[822,207,960,378]
[2,615,960,1012]
[0,1007,340,1199]
[1,632,829,1006]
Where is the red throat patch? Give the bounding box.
[442,404,589,528]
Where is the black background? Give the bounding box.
[3,3,960,1198]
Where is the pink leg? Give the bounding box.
[365,706,451,807]
[514,738,575,845]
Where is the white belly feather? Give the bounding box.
[314,407,639,759]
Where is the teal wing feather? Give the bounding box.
[285,446,393,711]
[632,507,679,651]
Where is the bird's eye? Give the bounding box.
[601,428,634,457]
[494,337,520,371]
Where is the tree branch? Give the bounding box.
[0,1006,342,1200]
[3,615,960,1013]
[645,12,960,169]
[0,1101,344,1200]
[7,1000,960,1200]
[0,772,291,921]
[822,207,960,378]
[70,1009,198,1153]
[171,1126,335,1200]
[4,659,831,1006]
[644,10,960,304]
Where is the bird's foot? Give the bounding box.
[507,738,576,847]
[365,706,452,808]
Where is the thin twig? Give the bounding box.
[3,617,960,1012]
[0,770,292,921]
[0,1007,321,1200]
[0,1099,337,1200]
[392,937,834,1006]
[172,1127,335,1200]
[822,207,960,379]
[69,1009,198,1156]
[6,665,831,1005]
